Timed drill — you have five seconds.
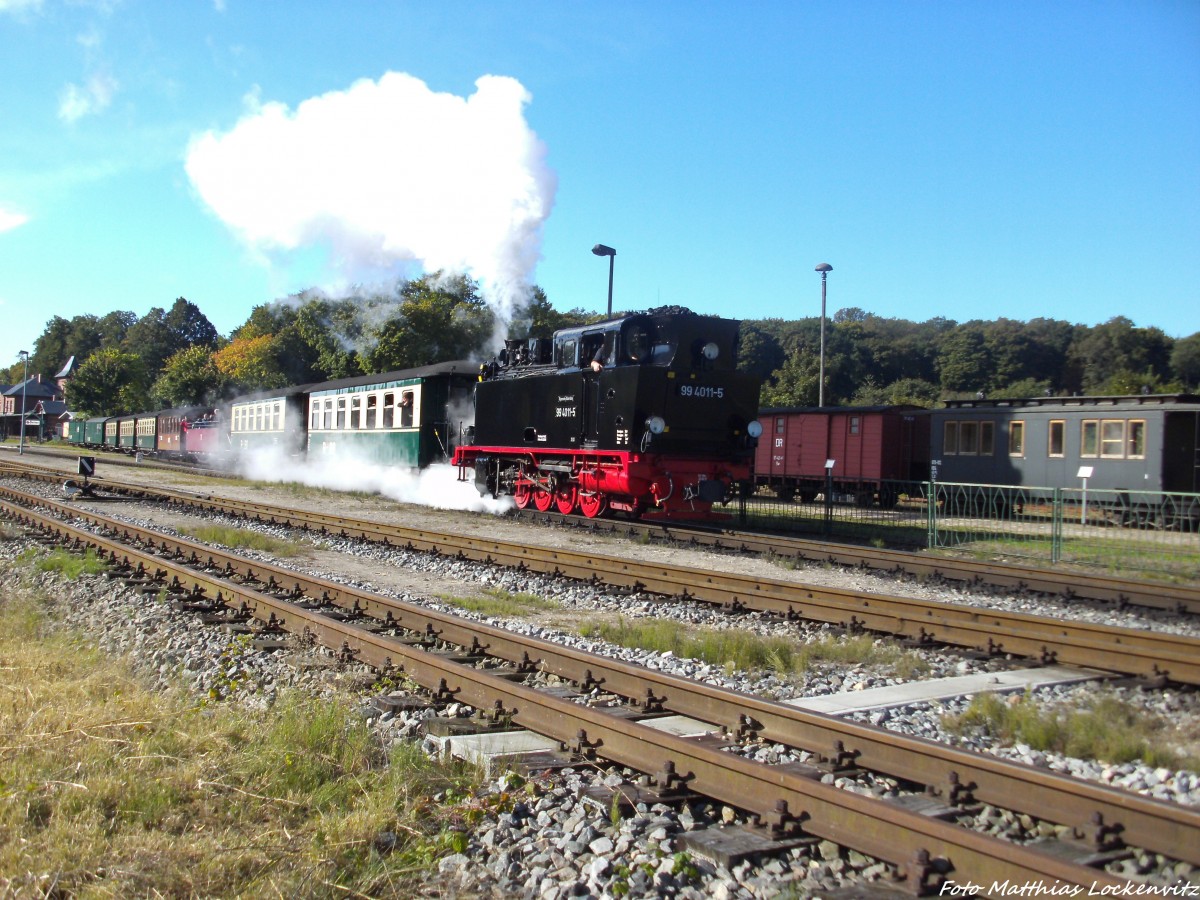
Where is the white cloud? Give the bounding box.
[0,0,43,14]
[58,71,118,122]
[185,72,557,331]
[0,207,30,233]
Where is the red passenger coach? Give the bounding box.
[754,405,930,506]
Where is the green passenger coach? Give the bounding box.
[305,361,477,469]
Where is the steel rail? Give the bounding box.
[552,514,1200,616]
[0,466,1195,686]
[2,487,1197,869]
[0,497,1156,895]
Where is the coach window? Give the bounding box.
[255,404,264,432]
[322,399,333,431]
[943,421,959,455]
[1101,419,1125,458]
[979,421,995,455]
[367,395,378,428]
[775,417,786,434]
[334,398,345,430]
[1081,420,1099,458]
[848,416,860,435]
[1128,420,1146,458]
[310,404,320,431]
[383,393,395,428]
[1008,421,1025,457]
[400,391,415,428]
[1048,420,1065,458]
[959,421,979,454]
[350,397,361,430]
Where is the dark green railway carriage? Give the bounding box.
[135,413,158,452]
[228,384,313,455]
[305,361,477,468]
[67,418,87,445]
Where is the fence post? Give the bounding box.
[824,468,833,538]
[1051,487,1063,564]
[926,480,937,550]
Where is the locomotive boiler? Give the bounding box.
[453,307,763,519]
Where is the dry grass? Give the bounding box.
[0,558,499,898]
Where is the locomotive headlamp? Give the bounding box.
[747,420,763,438]
[646,416,666,435]
[702,342,719,361]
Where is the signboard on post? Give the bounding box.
[78,456,95,478]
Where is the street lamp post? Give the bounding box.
[17,350,29,455]
[592,244,616,318]
[815,263,832,407]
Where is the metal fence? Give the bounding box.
[738,481,1200,582]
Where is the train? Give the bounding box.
[754,394,1200,527]
[63,307,765,521]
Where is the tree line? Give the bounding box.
[5,278,1199,417]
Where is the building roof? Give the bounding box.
[2,378,60,400]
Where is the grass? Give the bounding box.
[177,523,310,558]
[580,617,928,679]
[0,560,499,898]
[943,690,1199,770]
[439,586,560,617]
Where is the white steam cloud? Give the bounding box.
[185,72,557,334]
[232,445,513,516]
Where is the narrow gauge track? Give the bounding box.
[0,466,1197,688]
[3,452,1195,615]
[2,491,1197,894]
[521,509,1200,617]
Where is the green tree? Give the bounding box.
[936,325,991,394]
[213,335,289,392]
[1169,333,1200,391]
[150,345,229,408]
[736,323,785,379]
[1068,317,1172,393]
[68,348,150,416]
[363,273,494,372]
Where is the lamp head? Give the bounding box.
[815,263,832,273]
[592,244,616,257]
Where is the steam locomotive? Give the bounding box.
[453,307,763,519]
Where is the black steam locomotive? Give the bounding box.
[453,307,763,519]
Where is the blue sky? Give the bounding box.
[1,0,1197,373]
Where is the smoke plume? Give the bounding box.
[185,72,556,334]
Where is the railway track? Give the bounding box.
[3,451,1196,615]
[522,510,1200,617]
[1,487,1197,894]
[0,463,1196,688]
